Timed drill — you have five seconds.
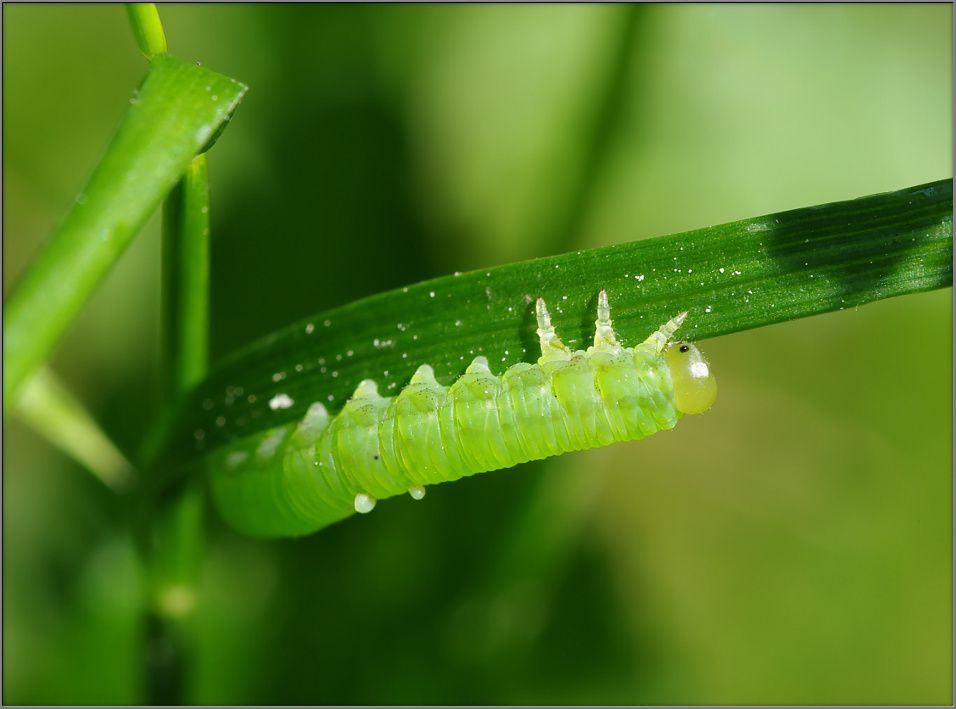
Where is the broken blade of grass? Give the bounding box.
[3,53,246,416]
[16,367,135,492]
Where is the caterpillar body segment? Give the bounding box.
[209,291,717,538]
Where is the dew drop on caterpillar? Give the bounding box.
[208,290,717,538]
[354,493,376,514]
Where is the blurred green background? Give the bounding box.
[3,4,952,704]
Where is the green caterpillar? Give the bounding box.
[208,290,717,538]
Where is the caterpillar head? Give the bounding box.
[665,342,717,415]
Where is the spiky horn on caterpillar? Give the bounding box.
[207,290,717,538]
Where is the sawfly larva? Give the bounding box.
[208,290,717,538]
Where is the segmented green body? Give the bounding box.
[208,291,716,538]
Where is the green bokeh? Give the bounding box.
[3,4,951,704]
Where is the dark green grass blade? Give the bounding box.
[163,178,951,464]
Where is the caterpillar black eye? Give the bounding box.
[209,291,717,538]
[665,341,718,416]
